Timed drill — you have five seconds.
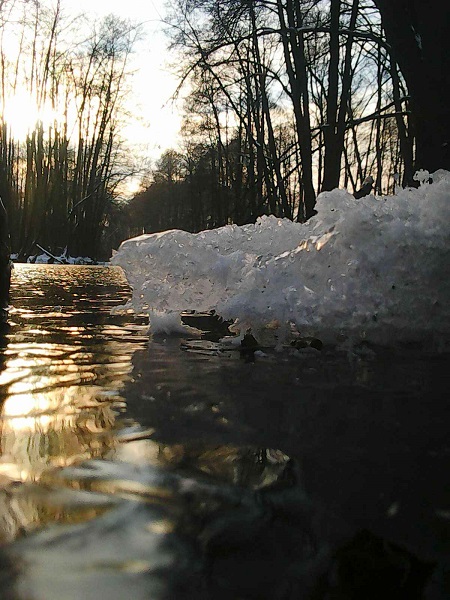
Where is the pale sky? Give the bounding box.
[73,0,182,160]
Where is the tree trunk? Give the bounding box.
[374,0,450,173]
[277,0,316,219]
[322,0,359,191]
[321,0,341,191]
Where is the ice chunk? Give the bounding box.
[112,171,450,346]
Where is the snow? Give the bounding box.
[12,252,102,265]
[25,254,97,265]
[112,170,450,347]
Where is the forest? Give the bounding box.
[0,0,141,260]
[0,0,449,260]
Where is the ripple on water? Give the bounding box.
[0,265,148,541]
[0,264,448,600]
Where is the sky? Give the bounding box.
[72,0,183,161]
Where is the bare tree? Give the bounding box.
[374,0,450,173]
[0,2,142,260]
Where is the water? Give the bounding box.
[0,264,448,599]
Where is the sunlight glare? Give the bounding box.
[3,90,59,141]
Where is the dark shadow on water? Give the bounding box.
[116,339,450,598]
[1,452,445,599]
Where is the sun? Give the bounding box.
[2,89,58,141]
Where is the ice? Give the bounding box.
[112,171,450,346]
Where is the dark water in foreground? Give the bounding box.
[0,264,448,599]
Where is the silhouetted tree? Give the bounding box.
[0,2,141,260]
[374,0,450,172]
[164,0,413,229]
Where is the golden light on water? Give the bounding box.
[0,335,291,543]
[0,263,145,542]
[0,263,296,555]
[0,341,128,541]
[0,346,126,484]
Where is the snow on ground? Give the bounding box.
[25,254,97,265]
[10,253,102,265]
[112,170,450,346]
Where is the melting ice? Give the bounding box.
[112,170,450,346]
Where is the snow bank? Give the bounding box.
[112,170,450,346]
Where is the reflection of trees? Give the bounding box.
[0,385,118,542]
[0,262,143,542]
[0,485,111,544]
[1,390,117,480]
[153,443,289,489]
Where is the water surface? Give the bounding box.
[0,264,448,599]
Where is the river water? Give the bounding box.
[0,264,448,599]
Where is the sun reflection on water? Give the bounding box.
[0,342,131,540]
[0,265,293,554]
[0,348,130,483]
[0,264,145,542]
